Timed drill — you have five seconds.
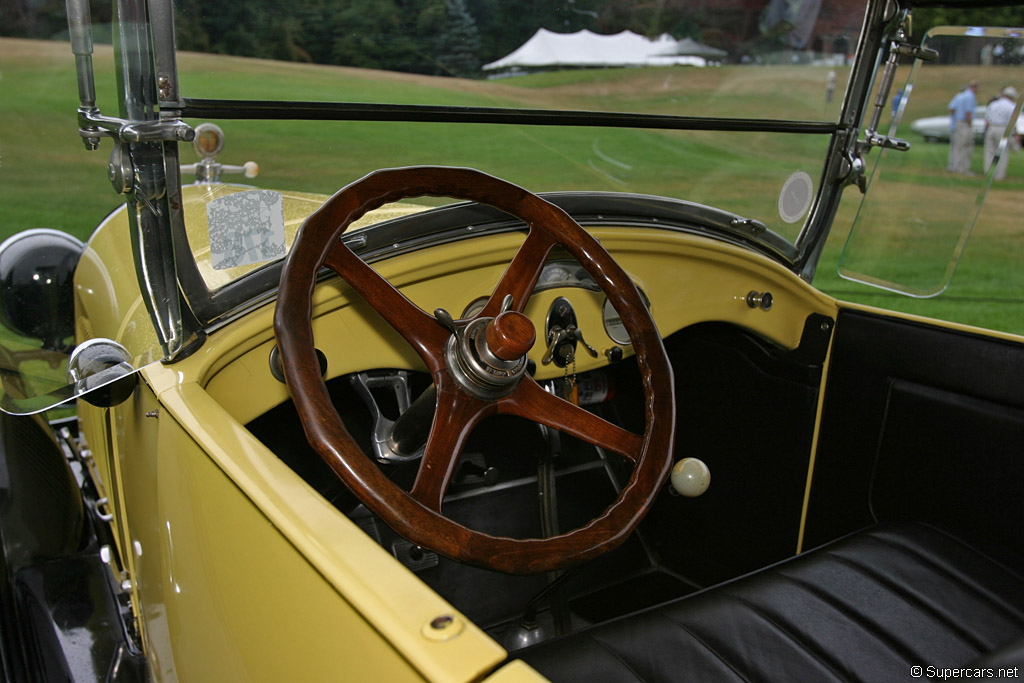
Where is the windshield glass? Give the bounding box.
[809,15,1024,336]
[168,0,868,293]
[840,26,1024,298]
[175,1,865,121]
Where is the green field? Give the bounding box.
[2,38,1023,335]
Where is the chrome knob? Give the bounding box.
[746,290,773,311]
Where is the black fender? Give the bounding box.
[0,412,85,567]
[0,413,147,682]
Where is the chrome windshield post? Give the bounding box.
[114,0,191,357]
[63,0,200,359]
[793,0,901,281]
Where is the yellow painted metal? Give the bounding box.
[78,181,1020,681]
[795,321,837,556]
[102,381,433,681]
[144,370,506,682]
[203,226,840,425]
[74,191,509,681]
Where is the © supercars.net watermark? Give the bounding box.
[911,665,1021,679]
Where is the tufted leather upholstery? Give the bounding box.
[515,522,1024,682]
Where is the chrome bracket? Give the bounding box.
[838,150,868,193]
[855,13,940,161]
[864,131,911,151]
[77,108,195,146]
[350,371,424,464]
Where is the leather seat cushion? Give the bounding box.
[515,522,1024,682]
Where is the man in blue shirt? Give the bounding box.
[948,80,979,174]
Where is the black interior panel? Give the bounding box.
[645,320,828,586]
[806,310,1024,561]
[871,379,1024,565]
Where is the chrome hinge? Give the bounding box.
[77,108,195,147]
[838,151,868,193]
[844,9,939,192]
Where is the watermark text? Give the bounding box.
[911,665,1020,679]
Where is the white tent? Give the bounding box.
[483,28,706,72]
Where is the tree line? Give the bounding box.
[4,0,1023,78]
[4,0,743,77]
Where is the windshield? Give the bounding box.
[175,1,865,121]
[168,0,868,290]
[812,16,1024,336]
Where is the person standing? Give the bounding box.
[984,86,1018,181]
[948,80,979,174]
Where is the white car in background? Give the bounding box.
[911,105,1024,141]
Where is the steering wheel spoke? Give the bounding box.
[324,243,449,369]
[409,378,493,512]
[504,377,644,463]
[477,228,557,318]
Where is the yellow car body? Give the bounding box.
[5,1,1024,681]
[74,183,841,680]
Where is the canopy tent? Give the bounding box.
[483,28,707,72]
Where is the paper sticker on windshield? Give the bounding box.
[207,190,286,270]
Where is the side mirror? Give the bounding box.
[68,339,138,408]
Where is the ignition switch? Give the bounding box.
[542,297,598,368]
[543,297,576,368]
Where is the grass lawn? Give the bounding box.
[2,38,1022,335]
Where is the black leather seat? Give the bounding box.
[515,522,1024,682]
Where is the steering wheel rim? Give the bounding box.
[274,166,675,574]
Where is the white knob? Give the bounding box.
[243,161,259,178]
[670,457,710,497]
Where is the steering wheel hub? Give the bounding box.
[446,316,529,400]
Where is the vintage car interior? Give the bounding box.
[1,0,1024,681]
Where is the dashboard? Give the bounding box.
[203,225,837,427]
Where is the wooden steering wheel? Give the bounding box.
[274,167,675,575]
